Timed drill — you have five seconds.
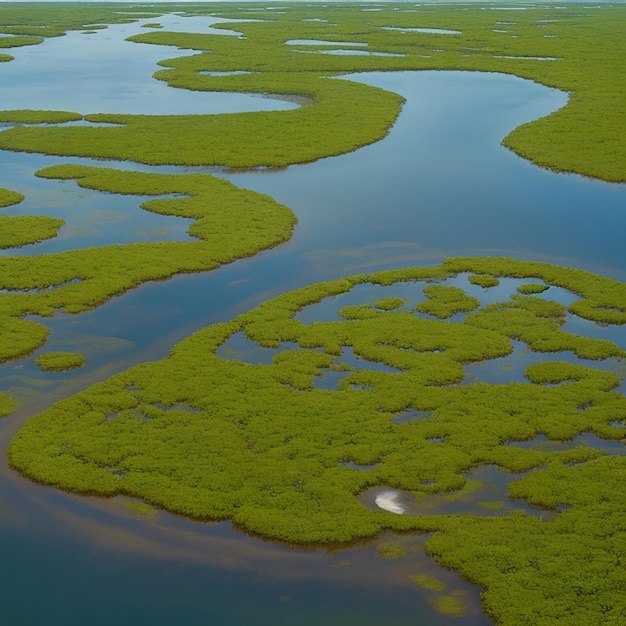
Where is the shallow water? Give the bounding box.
[380,26,461,34]
[0,10,625,626]
[0,14,297,115]
[219,70,626,274]
[296,48,407,56]
[286,38,367,45]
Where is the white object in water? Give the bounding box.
[374,490,406,514]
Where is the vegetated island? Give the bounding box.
[0,189,62,249]
[35,351,85,372]
[8,256,626,625]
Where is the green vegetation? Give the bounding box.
[477,500,505,511]
[374,296,404,311]
[0,4,625,623]
[0,3,623,180]
[0,164,295,362]
[469,274,499,289]
[410,574,468,618]
[415,285,480,319]
[376,541,407,559]
[431,594,467,618]
[409,574,447,592]
[125,501,155,516]
[0,35,43,49]
[517,282,549,295]
[7,257,626,623]
[35,351,85,372]
[0,215,65,249]
[0,110,83,124]
[0,187,24,208]
[0,3,157,38]
[0,392,18,418]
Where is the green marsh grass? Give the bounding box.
[35,351,85,372]
[7,257,626,623]
[0,215,65,249]
[517,282,549,295]
[468,274,500,289]
[0,4,625,622]
[0,3,624,180]
[0,164,295,362]
[0,187,24,208]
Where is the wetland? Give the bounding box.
[0,3,625,625]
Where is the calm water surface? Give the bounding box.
[0,12,624,626]
[0,14,297,115]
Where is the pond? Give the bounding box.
[0,9,624,626]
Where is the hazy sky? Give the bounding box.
[1,0,621,3]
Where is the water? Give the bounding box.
[0,10,625,626]
[379,26,462,34]
[219,70,626,274]
[0,14,297,115]
[285,39,367,45]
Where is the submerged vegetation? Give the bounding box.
[8,258,626,625]
[377,541,407,559]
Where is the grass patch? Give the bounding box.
[0,215,64,249]
[416,285,480,319]
[469,274,499,289]
[0,392,18,418]
[477,500,505,510]
[0,188,24,208]
[374,296,404,311]
[431,594,467,618]
[0,164,295,363]
[35,351,85,372]
[517,283,549,295]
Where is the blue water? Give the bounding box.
[0,9,625,626]
[0,14,297,115]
